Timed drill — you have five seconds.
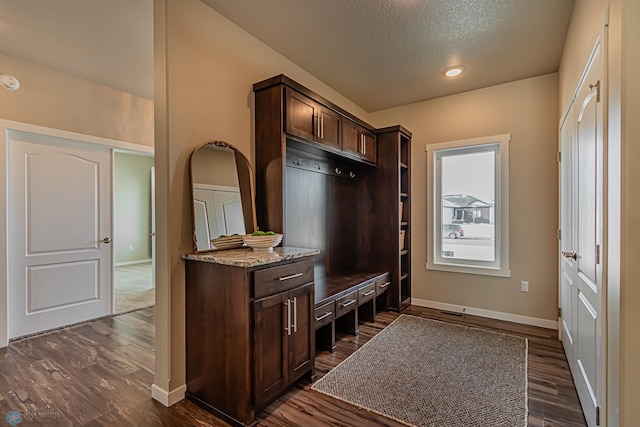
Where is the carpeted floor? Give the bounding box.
[114,262,155,314]
[312,314,528,427]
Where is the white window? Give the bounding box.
[426,134,510,277]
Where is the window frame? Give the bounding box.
[425,134,511,277]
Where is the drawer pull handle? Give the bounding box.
[362,289,376,297]
[284,299,291,336]
[379,282,390,288]
[279,272,303,281]
[292,297,298,333]
[315,311,332,322]
[340,299,356,308]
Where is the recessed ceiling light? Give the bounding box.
[445,67,464,77]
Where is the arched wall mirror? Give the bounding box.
[189,141,257,253]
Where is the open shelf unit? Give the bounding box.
[376,126,412,311]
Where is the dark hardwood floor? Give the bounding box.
[0,306,586,426]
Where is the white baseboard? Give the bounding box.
[115,258,152,267]
[412,298,558,330]
[151,383,186,407]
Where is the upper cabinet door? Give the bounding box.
[316,105,341,150]
[342,118,377,164]
[285,88,341,151]
[361,129,377,163]
[285,88,318,142]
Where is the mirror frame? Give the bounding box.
[189,140,257,253]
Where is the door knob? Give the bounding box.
[101,237,112,244]
[561,250,577,260]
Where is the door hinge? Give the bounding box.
[557,151,562,162]
[558,307,562,317]
[596,405,600,425]
[558,229,562,240]
[596,244,601,265]
[589,80,601,103]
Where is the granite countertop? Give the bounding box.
[181,247,320,268]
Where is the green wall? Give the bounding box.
[114,152,154,264]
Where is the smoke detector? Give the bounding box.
[0,74,20,91]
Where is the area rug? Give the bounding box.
[311,315,527,427]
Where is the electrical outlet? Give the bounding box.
[129,245,134,251]
[521,281,529,292]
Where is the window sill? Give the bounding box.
[426,262,511,278]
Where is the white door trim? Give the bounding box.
[0,119,154,347]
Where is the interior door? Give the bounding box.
[559,39,605,427]
[560,110,576,364]
[8,132,112,338]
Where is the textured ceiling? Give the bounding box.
[202,0,574,111]
[0,0,573,111]
[0,0,153,100]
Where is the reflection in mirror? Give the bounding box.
[189,141,256,252]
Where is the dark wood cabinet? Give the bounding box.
[375,126,412,311]
[252,290,287,408]
[253,281,314,409]
[255,75,378,167]
[253,74,412,346]
[185,252,316,427]
[285,87,341,150]
[342,118,377,163]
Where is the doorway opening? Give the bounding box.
[113,151,155,314]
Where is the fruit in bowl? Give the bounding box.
[243,231,283,252]
[251,230,276,236]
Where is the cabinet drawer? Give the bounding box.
[253,258,314,299]
[358,282,377,305]
[314,301,335,329]
[376,277,391,295]
[335,291,358,317]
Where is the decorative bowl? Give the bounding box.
[211,234,244,250]
[242,233,283,252]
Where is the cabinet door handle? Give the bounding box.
[320,115,324,139]
[315,311,332,322]
[315,115,320,138]
[284,299,291,335]
[279,272,303,281]
[292,297,298,333]
[340,299,356,308]
[362,135,366,155]
[362,289,376,297]
[379,281,390,289]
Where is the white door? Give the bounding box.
[559,38,605,427]
[8,132,112,338]
[560,107,576,364]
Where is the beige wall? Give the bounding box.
[0,53,154,146]
[558,0,608,114]
[620,2,640,418]
[153,0,374,397]
[370,74,559,322]
[621,1,640,422]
